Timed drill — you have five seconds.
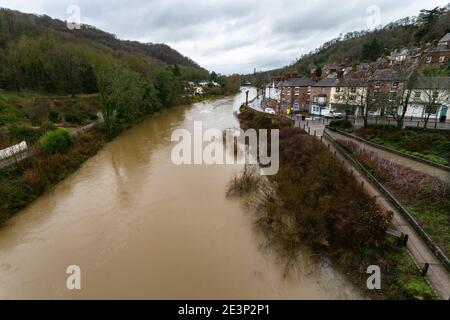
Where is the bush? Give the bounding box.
[8,125,42,144]
[329,119,353,130]
[41,128,73,154]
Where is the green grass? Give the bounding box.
[0,93,28,126]
[390,249,437,300]
[409,205,450,257]
[356,126,450,166]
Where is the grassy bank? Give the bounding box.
[337,139,450,258]
[355,125,450,166]
[230,107,436,300]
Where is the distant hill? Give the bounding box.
[0,8,205,70]
[0,8,210,94]
[260,4,450,77]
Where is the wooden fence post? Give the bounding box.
[421,263,430,277]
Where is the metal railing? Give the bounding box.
[323,130,450,272]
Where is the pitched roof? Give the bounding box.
[372,69,404,81]
[280,77,315,87]
[335,78,367,87]
[415,76,450,89]
[314,77,339,87]
[439,33,450,43]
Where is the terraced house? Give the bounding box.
[424,33,450,65]
[279,77,315,112]
[403,76,450,121]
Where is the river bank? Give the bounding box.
[231,106,436,300]
[0,89,365,299]
[0,89,243,224]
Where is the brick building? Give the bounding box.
[424,33,450,65]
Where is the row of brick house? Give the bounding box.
[265,70,449,121]
[265,33,450,121]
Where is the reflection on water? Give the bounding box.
[0,89,361,299]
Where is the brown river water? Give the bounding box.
[0,89,361,299]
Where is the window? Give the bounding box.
[351,87,357,93]
[426,56,432,64]
[375,81,381,88]
[335,87,341,93]
[392,81,398,89]
[433,91,439,99]
[349,96,356,101]
[439,56,445,63]
[415,91,421,98]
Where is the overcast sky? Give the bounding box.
[1,0,448,74]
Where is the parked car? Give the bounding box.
[323,110,344,118]
[265,108,276,115]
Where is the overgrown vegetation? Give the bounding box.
[355,125,450,166]
[329,119,353,132]
[0,130,105,223]
[231,107,436,299]
[338,140,450,257]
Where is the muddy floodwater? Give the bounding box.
[0,89,361,299]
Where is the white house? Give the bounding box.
[265,82,281,102]
[402,76,450,120]
[330,79,368,116]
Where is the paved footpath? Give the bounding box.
[326,129,450,183]
[295,118,450,300]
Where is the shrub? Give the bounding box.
[41,128,73,154]
[226,165,262,197]
[8,125,42,144]
[48,111,61,123]
[329,119,353,130]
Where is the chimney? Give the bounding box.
[337,70,344,80]
[432,39,438,47]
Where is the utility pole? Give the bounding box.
[246,90,249,106]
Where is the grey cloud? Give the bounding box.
[0,0,448,74]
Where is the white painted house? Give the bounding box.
[402,77,450,120]
[265,82,281,102]
[330,79,368,116]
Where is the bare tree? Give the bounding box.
[389,63,419,128]
[416,76,449,128]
